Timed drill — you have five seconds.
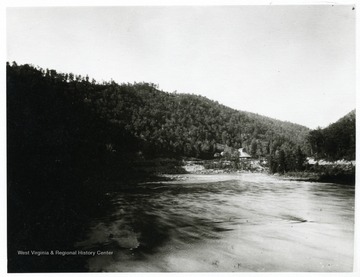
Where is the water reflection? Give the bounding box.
[75,173,355,272]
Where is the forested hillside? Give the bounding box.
[9,62,356,176]
[7,62,310,161]
[308,110,355,161]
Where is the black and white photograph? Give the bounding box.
[4,0,358,274]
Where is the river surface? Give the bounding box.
[75,173,355,272]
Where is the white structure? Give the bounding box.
[238,148,251,159]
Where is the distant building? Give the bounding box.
[238,148,251,159]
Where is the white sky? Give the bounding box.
[6,4,356,129]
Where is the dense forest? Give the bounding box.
[7,62,356,271]
[308,110,355,161]
[7,62,310,159]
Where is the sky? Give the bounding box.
[6,4,356,129]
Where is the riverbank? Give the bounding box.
[156,159,355,185]
[281,164,355,185]
[182,159,267,174]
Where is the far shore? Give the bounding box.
[132,158,355,185]
[153,164,355,185]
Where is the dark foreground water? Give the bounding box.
[75,173,355,272]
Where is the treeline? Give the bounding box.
[268,110,356,176]
[268,145,307,173]
[7,62,311,160]
[308,110,355,161]
[266,111,356,174]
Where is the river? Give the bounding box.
[75,173,355,272]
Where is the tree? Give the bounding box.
[295,146,306,171]
[250,139,258,157]
[277,150,286,173]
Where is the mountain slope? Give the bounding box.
[308,110,355,161]
[7,62,310,162]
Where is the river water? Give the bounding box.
[75,173,355,272]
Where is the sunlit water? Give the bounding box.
[75,173,355,272]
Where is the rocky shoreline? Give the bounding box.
[157,160,355,185]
